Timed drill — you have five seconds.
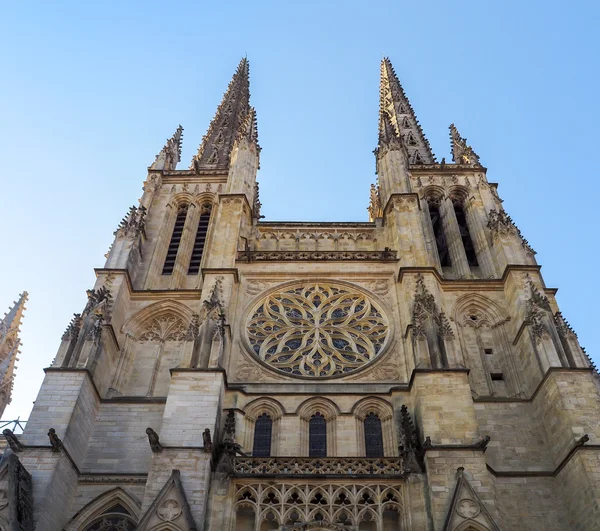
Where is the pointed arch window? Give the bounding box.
[253,413,273,457]
[364,412,384,457]
[188,203,212,275]
[309,412,327,457]
[162,204,189,275]
[428,198,451,267]
[453,199,478,266]
[83,503,137,531]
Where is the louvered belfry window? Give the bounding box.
[188,204,212,275]
[253,413,273,457]
[453,200,479,266]
[309,412,327,457]
[364,412,384,457]
[162,204,189,275]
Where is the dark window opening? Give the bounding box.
[309,412,327,457]
[490,373,504,381]
[253,413,273,457]
[188,205,212,275]
[162,205,189,275]
[484,348,493,355]
[428,200,451,267]
[364,412,384,457]
[453,201,478,266]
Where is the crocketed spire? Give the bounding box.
[0,292,28,417]
[190,58,252,172]
[379,57,435,165]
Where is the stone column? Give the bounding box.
[440,197,470,278]
[464,197,496,278]
[143,202,177,289]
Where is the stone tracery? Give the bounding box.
[234,483,404,529]
[246,283,389,377]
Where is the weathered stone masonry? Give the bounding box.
[1,57,599,531]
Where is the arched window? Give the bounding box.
[253,413,273,457]
[453,200,478,266]
[162,204,189,275]
[83,503,137,531]
[188,203,212,275]
[364,412,384,457]
[309,412,327,457]
[428,198,451,267]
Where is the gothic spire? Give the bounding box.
[150,125,183,171]
[449,124,482,167]
[0,292,28,416]
[379,57,435,164]
[191,58,251,173]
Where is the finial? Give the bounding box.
[449,123,482,167]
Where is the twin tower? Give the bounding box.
[2,58,599,531]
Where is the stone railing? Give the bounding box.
[233,456,409,478]
[237,250,398,262]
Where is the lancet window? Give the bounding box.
[427,197,451,267]
[188,203,212,275]
[162,204,189,275]
[253,413,273,457]
[453,199,478,266]
[364,412,384,458]
[309,412,327,457]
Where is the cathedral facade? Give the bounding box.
[3,58,600,531]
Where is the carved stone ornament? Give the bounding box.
[456,498,480,519]
[157,499,182,521]
[246,283,390,378]
[47,428,63,452]
[487,209,536,254]
[113,205,147,237]
[138,316,189,342]
[367,183,382,220]
[239,250,397,262]
[61,313,82,341]
[146,427,163,453]
[3,429,23,452]
[234,482,403,530]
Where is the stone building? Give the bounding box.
[2,57,600,531]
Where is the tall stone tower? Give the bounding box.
[0,292,27,418]
[4,58,600,531]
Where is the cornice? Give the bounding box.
[257,221,376,228]
[397,265,558,295]
[410,164,488,174]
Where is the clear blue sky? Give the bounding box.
[1,1,598,419]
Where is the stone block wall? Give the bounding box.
[81,402,164,473]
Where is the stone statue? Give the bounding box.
[146,427,163,453]
[48,428,63,452]
[475,435,491,451]
[3,429,23,452]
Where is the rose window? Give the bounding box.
[246,283,389,377]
